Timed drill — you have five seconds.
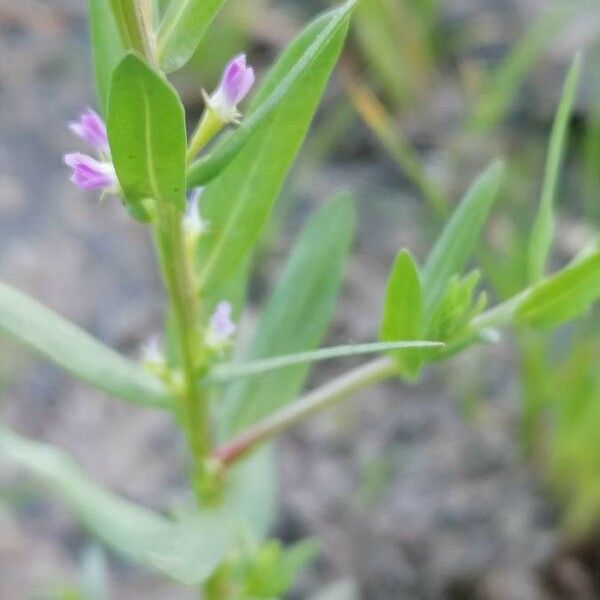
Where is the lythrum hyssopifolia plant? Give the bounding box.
[3,1,600,597]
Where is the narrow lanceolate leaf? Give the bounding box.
[195,5,354,296]
[88,0,124,115]
[422,161,505,322]
[527,54,582,283]
[0,428,232,585]
[221,195,356,436]
[518,248,600,328]
[158,0,227,73]
[208,340,442,383]
[222,446,277,542]
[379,250,424,378]
[187,0,358,188]
[0,281,171,409]
[216,197,355,543]
[108,54,187,213]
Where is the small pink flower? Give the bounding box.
[69,108,109,154]
[64,152,117,191]
[209,301,236,344]
[65,109,116,193]
[207,54,255,123]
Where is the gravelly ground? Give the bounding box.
[1,1,599,599]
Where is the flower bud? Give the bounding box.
[207,54,255,124]
[69,109,109,154]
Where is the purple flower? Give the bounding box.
[69,109,109,154]
[65,108,117,194]
[209,301,236,344]
[64,152,117,191]
[207,54,255,123]
[219,54,255,106]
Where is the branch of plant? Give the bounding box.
[211,288,540,468]
[213,356,399,468]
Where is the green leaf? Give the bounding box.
[0,427,233,585]
[422,160,505,322]
[518,249,600,328]
[108,53,187,214]
[221,195,356,436]
[157,0,227,73]
[87,0,124,115]
[527,54,582,283]
[354,0,433,109]
[208,340,442,383]
[194,6,354,295]
[187,0,358,188]
[214,198,356,544]
[379,250,424,377]
[0,280,171,409]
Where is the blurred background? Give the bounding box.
[2,0,600,598]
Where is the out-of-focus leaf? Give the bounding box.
[0,427,233,585]
[379,250,424,377]
[221,195,355,436]
[87,0,124,115]
[354,0,432,109]
[244,539,320,598]
[422,161,505,322]
[518,249,600,328]
[0,281,171,409]
[583,46,600,220]
[157,0,227,73]
[187,0,358,188]
[108,54,187,214]
[223,447,277,541]
[528,54,582,282]
[215,198,355,541]
[470,1,583,131]
[345,77,446,215]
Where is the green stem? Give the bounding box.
[213,357,398,467]
[186,107,225,163]
[110,0,156,66]
[153,205,210,461]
